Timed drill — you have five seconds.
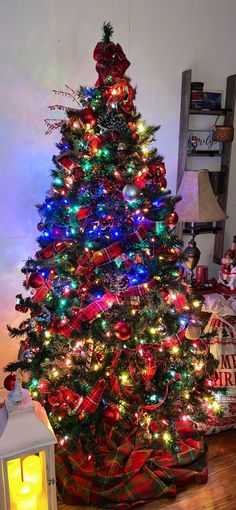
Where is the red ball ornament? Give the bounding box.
[4,374,16,391]
[38,379,50,394]
[103,404,120,425]
[15,304,29,313]
[167,211,179,227]
[28,272,44,289]
[159,176,167,189]
[79,107,97,126]
[114,321,132,340]
[126,216,134,227]
[54,318,69,332]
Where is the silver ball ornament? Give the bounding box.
[122,184,141,202]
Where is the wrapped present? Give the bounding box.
[203,293,236,433]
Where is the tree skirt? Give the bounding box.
[56,426,207,508]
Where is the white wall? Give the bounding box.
[1,0,236,397]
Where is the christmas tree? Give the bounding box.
[5,23,221,506]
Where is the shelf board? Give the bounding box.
[189,108,231,116]
[183,226,223,235]
[187,151,223,157]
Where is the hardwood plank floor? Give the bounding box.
[58,430,236,510]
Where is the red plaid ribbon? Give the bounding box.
[35,241,72,260]
[93,41,130,85]
[127,220,156,243]
[31,282,51,303]
[120,279,156,298]
[93,241,123,266]
[58,379,106,415]
[55,155,79,170]
[61,293,122,338]
[80,378,106,414]
[127,225,149,243]
[91,220,157,267]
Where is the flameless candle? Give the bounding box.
[7,458,22,504]
[22,455,42,496]
[14,482,37,510]
[196,265,208,285]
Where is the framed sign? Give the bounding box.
[188,130,222,153]
[203,91,222,111]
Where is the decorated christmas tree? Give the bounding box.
[5,23,221,506]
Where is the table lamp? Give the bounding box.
[175,170,227,288]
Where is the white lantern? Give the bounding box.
[0,372,57,510]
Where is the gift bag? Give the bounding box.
[203,294,236,433]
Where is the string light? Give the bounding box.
[136,121,145,133]
[212,401,221,411]
[120,373,129,384]
[194,361,204,372]
[150,327,156,335]
[172,346,179,354]
[16,41,221,461]
[163,432,171,442]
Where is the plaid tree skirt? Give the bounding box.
[56,426,207,508]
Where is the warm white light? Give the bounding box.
[23,455,42,496]
[7,458,22,504]
[14,482,37,510]
[163,432,171,442]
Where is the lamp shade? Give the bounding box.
[176,170,228,222]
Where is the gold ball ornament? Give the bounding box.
[185,323,202,340]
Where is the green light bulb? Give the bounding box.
[54,177,63,186]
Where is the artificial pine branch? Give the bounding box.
[7,325,28,338]
[5,360,30,372]
[102,22,114,43]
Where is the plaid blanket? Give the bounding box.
[56,426,207,508]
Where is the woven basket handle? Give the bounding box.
[212,115,221,131]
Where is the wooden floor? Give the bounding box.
[58,429,236,510]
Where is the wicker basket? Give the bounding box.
[212,116,234,142]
